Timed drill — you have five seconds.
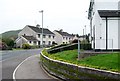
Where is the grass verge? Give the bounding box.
[42,49,120,72]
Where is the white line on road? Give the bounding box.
[12,55,36,81]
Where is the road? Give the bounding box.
[0,49,42,80]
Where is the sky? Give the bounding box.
[0,0,90,35]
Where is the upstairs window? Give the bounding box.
[38,34,40,38]
[66,37,68,40]
[53,36,55,39]
[49,35,51,38]
[43,35,46,38]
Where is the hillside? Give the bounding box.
[0,29,21,40]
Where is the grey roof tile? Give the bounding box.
[55,30,73,37]
[22,35,37,41]
[98,10,120,17]
[28,25,54,35]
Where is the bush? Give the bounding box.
[71,39,79,43]
[47,43,92,54]
[2,38,14,48]
[50,44,69,49]
[52,41,57,46]
[22,43,31,49]
[30,45,39,49]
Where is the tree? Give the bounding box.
[2,38,14,48]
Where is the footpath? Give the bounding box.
[14,55,59,80]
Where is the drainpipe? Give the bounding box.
[106,17,108,51]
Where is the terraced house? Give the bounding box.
[15,25,55,48]
[53,30,74,45]
[88,0,120,51]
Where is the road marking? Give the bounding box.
[12,55,35,81]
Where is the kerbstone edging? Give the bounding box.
[40,52,120,80]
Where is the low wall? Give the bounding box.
[40,52,120,80]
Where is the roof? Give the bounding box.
[55,30,73,37]
[98,10,120,17]
[22,35,38,41]
[28,25,54,35]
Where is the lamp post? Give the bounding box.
[39,10,43,48]
[78,39,80,60]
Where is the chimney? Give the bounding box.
[36,24,40,28]
[59,29,63,32]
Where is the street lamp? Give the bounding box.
[39,10,43,48]
[84,25,86,41]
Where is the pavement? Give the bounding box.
[14,55,59,80]
[1,49,41,80]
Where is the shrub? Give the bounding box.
[2,38,14,48]
[71,39,79,43]
[30,45,39,49]
[22,43,31,49]
[52,41,57,45]
[50,44,69,49]
[47,43,92,54]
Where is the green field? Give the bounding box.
[42,49,120,72]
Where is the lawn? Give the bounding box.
[42,49,120,72]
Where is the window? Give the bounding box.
[66,37,68,40]
[53,36,55,39]
[43,41,45,45]
[43,35,46,38]
[29,41,31,43]
[38,41,41,45]
[38,34,40,38]
[63,37,65,39]
[48,41,51,45]
[63,42,65,44]
[49,35,51,38]
[34,41,36,45]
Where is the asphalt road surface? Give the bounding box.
[0,49,42,80]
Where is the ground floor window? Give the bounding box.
[29,41,31,43]
[48,41,51,45]
[38,41,41,45]
[43,41,45,45]
[34,41,37,45]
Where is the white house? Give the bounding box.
[88,0,120,51]
[53,30,74,45]
[15,25,55,48]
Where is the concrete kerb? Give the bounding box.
[39,59,61,81]
[40,50,120,80]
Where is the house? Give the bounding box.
[53,30,74,45]
[15,25,55,48]
[73,34,87,41]
[88,0,120,51]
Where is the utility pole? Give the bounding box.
[78,39,80,60]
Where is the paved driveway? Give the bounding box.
[0,49,41,80]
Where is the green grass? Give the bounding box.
[42,49,120,72]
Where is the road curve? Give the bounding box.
[0,49,41,80]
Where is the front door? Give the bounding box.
[38,41,41,47]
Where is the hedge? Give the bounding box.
[47,43,91,54]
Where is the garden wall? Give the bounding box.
[40,52,120,81]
